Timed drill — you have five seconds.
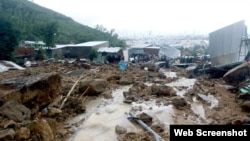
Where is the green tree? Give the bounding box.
[89,48,98,61]
[39,22,58,48]
[0,19,19,60]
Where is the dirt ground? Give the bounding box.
[0,60,249,141]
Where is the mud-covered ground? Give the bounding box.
[0,60,249,141]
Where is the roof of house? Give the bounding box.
[98,47,122,53]
[24,41,45,45]
[76,41,108,47]
[54,44,75,49]
[53,41,109,49]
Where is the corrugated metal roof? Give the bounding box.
[0,61,25,72]
[76,41,108,46]
[53,41,108,49]
[98,47,121,53]
[54,44,75,49]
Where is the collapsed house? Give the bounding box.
[194,20,250,78]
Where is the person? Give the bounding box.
[119,56,127,70]
[165,59,170,68]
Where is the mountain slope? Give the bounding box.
[0,0,126,46]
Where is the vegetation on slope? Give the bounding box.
[0,0,126,47]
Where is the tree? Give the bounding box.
[39,22,58,48]
[0,19,19,60]
[39,22,58,58]
[89,48,98,61]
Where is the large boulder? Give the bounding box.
[0,73,62,113]
[78,79,108,95]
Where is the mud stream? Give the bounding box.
[69,70,219,141]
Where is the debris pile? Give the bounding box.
[0,59,249,141]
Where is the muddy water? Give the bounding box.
[70,85,136,141]
[70,70,219,141]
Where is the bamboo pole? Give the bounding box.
[59,73,84,109]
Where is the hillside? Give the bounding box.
[0,0,126,46]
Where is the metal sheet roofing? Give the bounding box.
[76,41,108,46]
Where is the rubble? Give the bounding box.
[0,59,249,141]
[223,62,250,86]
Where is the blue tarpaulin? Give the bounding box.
[119,60,127,70]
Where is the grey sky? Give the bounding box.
[33,0,250,35]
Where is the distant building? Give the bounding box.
[14,40,45,60]
[159,46,181,60]
[19,40,45,48]
[52,41,109,59]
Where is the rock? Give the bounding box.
[15,127,30,140]
[0,128,15,141]
[151,84,176,96]
[0,100,31,122]
[0,73,62,113]
[115,125,127,134]
[119,75,133,85]
[48,107,62,117]
[172,97,188,109]
[78,79,108,95]
[28,119,54,141]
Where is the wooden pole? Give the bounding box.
[59,72,84,109]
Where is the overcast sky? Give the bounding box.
[33,0,250,36]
